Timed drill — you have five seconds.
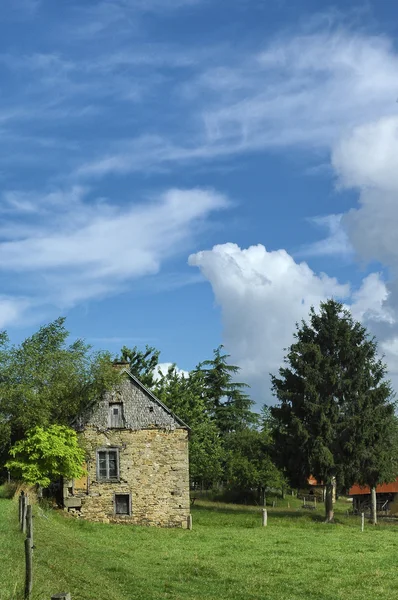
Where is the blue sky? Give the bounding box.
[1,0,398,404]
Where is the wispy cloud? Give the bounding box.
[3,0,41,19]
[298,214,353,259]
[72,28,398,179]
[67,0,204,40]
[0,187,227,317]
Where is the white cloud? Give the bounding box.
[299,214,353,259]
[0,297,30,328]
[189,243,394,404]
[205,31,398,149]
[350,273,394,324]
[333,117,398,193]
[331,118,398,274]
[154,362,189,380]
[76,29,398,178]
[0,187,227,310]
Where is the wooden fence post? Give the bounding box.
[51,594,71,600]
[21,496,27,533]
[361,512,365,532]
[26,505,33,548]
[24,537,33,599]
[262,508,267,527]
[187,514,193,530]
[314,497,317,510]
[19,492,24,525]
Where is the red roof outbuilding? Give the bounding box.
[349,478,398,496]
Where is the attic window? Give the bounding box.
[148,406,154,413]
[109,403,123,428]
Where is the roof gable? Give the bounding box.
[76,369,189,431]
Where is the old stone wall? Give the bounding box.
[74,426,190,527]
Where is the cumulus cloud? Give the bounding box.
[154,362,189,380]
[189,243,395,404]
[350,273,394,325]
[331,118,398,272]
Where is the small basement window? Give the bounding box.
[97,448,119,481]
[109,402,124,428]
[114,493,131,516]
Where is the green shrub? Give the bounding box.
[0,482,18,499]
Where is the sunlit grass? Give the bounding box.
[1,488,397,600]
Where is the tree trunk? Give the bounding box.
[370,486,377,525]
[281,486,285,500]
[324,483,334,522]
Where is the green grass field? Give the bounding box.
[1,491,398,600]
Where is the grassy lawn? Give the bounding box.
[1,492,398,600]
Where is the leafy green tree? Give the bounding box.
[120,345,160,388]
[6,425,85,487]
[271,299,395,522]
[224,427,285,503]
[154,366,224,487]
[260,405,289,498]
[196,346,257,434]
[0,318,120,461]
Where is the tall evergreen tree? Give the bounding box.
[120,345,160,388]
[271,299,396,522]
[196,346,257,434]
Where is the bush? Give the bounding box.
[0,482,18,499]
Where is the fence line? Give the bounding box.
[18,491,72,600]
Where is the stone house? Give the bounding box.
[64,365,190,527]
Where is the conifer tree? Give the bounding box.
[271,299,396,522]
[197,345,257,434]
[120,345,160,388]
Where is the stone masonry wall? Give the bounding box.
[74,426,190,527]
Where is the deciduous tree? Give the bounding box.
[6,425,85,487]
[0,318,120,461]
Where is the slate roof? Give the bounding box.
[74,368,190,431]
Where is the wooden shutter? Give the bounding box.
[109,403,123,428]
